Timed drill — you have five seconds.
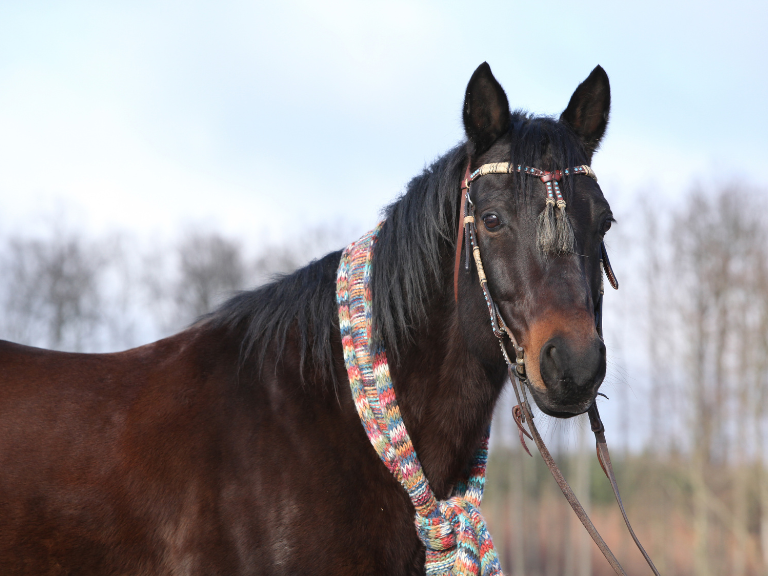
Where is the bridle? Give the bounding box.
[455,161,660,576]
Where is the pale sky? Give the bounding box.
[1,0,766,245]
[1,0,765,446]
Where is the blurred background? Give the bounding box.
[1,1,767,574]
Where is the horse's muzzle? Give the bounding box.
[531,335,606,417]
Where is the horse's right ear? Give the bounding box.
[463,62,510,157]
[560,65,611,162]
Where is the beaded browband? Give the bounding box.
[469,162,597,204]
[453,162,599,306]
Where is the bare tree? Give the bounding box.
[574,419,592,576]
[140,224,353,337]
[142,231,249,334]
[0,232,107,351]
[668,184,768,575]
[175,232,247,319]
[252,224,352,284]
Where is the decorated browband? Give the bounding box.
[463,163,598,256]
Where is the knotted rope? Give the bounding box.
[336,223,503,576]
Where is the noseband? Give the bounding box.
[454,161,659,576]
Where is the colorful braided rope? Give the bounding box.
[336,223,503,576]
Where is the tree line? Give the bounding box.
[0,225,349,353]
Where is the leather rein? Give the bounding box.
[455,161,660,576]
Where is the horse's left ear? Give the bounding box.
[463,62,511,157]
[560,65,611,162]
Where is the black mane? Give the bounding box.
[207,249,343,385]
[208,111,589,383]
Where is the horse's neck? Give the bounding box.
[389,279,506,500]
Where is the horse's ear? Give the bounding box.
[463,62,511,157]
[560,65,611,162]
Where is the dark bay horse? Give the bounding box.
[0,62,613,575]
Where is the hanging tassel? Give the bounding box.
[555,199,575,254]
[537,197,557,254]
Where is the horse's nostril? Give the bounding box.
[539,335,605,391]
[539,338,569,388]
[544,342,561,370]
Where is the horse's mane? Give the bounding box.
[208,111,587,385]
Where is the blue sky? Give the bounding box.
[1,0,766,244]
[1,0,765,446]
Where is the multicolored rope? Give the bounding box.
[336,223,503,576]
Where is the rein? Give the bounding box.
[458,160,660,576]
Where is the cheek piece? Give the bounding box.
[454,160,658,576]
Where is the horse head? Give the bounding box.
[457,62,613,418]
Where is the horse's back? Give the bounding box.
[0,328,423,575]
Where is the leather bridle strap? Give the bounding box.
[456,161,659,575]
[508,372,660,576]
[453,164,472,303]
[589,404,660,574]
[510,375,628,575]
[453,160,597,303]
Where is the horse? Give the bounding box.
[0,62,613,575]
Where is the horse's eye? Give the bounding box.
[601,219,613,235]
[483,214,500,230]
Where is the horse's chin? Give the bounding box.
[525,382,596,419]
